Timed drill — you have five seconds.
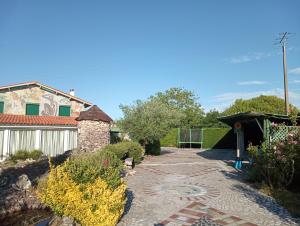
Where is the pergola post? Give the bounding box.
[234,122,242,169]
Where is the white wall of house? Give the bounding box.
[0,125,78,161]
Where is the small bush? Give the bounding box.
[66,150,123,189]
[145,140,161,155]
[102,144,128,160]
[37,162,126,226]
[102,141,144,164]
[30,149,44,160]
[126,142,144,164]
[10,149,43,161]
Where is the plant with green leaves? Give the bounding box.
[150,88,204,128]
[118,98,183,147]
[10,149,43,161]
[65,150,123,189]
[201,110,228,128]
[102,141,144,164]
[248,127,300,189]
[223,95,298,116]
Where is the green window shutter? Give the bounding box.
[59,106,71,116]
[26,103,39,115]
[0,102,4,113]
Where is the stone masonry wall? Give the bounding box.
[0,85,85,116]
[77,120,111,151]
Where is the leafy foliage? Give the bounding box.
[118,88,205,149]
[37,161,126,226]
[102,141,144,164]
[248,127,300,189]
[118,98,183,145]
[223,95,298,115]
[150,88,204,128]
[145,140,161,155]
[202,128,233,149]
[160,128,178,147]
[65,150,123,189]
[201,110,228,128]
[10,149,43,161]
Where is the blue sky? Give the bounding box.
[0,0,299,119]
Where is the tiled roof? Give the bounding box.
[76,105,113,123]
[0,114,78,126]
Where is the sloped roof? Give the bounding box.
[0,81,92,107]
[0,114,78,126]
[76,105,113,123]
[218,112,300,126]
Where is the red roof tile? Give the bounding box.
[0,114,78,126]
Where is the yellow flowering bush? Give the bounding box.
[37,161,126,226]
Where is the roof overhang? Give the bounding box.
[218,112,299,127]
[0,81,92,107]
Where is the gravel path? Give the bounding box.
[118,148,299,226]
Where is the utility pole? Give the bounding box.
[279,32,289,115]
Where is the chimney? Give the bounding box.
[69,89,75,96]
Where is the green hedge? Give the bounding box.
[160,128,178,147]
[202,128,234,149]
[160,128,234,149]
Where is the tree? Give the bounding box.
[150,88,204,128]
[201,110,228,128]
[223,95,298,116]
[118,99,183,146]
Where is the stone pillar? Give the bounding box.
[77,120,111,152]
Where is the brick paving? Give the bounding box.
[118,148,300,226]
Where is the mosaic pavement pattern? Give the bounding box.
[118,148,300,226]
[159,202,258,226]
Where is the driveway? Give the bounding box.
[118,148,299,226]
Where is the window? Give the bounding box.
[26,103,39,115]
[0,102,3,113]
[59,105,71,116]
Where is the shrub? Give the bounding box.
[145,140,161,155]
[160,128,234,149]
[126,142,144,164]
[10,149,43,161]
[248,128,300,189]
[30,149,44,160]
[102,144,127,160]
[37,162,126,226]
[202,128,233,149]
[160,128,178,147]
[66,150,123,189]
[102,141,144,164]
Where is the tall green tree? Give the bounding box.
[201,110,228,128]
[150,88,204,128]
[118,99,183,145]
[223,95,298,116]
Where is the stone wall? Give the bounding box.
[0,85,85,116]
[77,120,111,151]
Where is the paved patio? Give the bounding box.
[118,148,299,226]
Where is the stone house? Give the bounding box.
[0,81,92,117]
[0,81,113,160]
